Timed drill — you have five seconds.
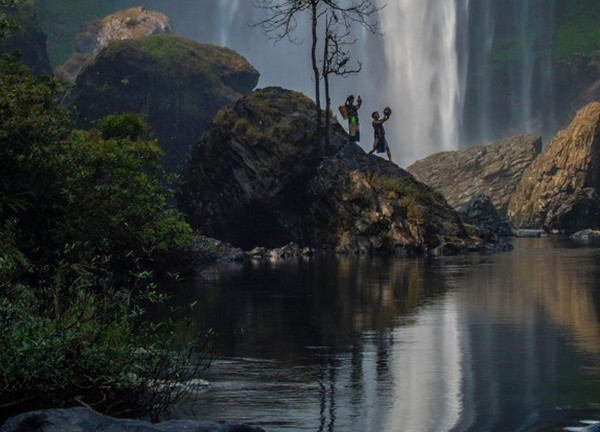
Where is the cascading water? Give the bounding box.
[379,0,464,164]
[461,0,557,146]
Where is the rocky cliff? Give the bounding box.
[56,7,172,83]
[507,102,600,231]
[179,87,490,255]
[407,134,542,216]
[64,34,259,171]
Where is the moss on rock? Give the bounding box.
[64,34,260,171]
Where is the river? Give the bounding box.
[165,237,600,431]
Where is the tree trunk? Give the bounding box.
[323,26,331,150]
[310,1,322,153]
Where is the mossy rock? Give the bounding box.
[65,34,260,171]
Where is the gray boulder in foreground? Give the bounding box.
[0,407,265,432]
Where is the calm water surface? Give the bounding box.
[166,238,600,431]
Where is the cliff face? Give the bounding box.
[507,102,600,231]
[179,87,487,255]
[64,34,260,171]
[407,134,542,216]
[56,7,172,83]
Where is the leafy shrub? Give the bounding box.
[0,54,208,421]
[100,112,149,141]
[0,258,209,421]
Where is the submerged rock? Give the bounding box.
[179,87,489,256]
[56,7,172,83]
[570,229,600,240]
[407,134,542,216]
[0,407,265,432]
[64,34,259,171]
[507,102,600,232]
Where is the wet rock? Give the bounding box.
[507,102,600,232]
[513,229,545,238]
[459,194,513,236]
[0,407,265,432]
[195,235,245,263]
[570,229,600,240]
[407,134,542,216]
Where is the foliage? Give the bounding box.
[554,0,600,59]
[0,55,207,420]
[100,112,148,141]
[0,259,209,421]
[0,0,22,38]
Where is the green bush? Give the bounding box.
[0,259,208,420]
[100,112,149,141]
[0,55,208,420]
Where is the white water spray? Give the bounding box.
[380,0,464,164]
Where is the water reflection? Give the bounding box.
[166,239,600,431]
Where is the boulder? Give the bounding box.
[64,34,259,171]
[458,194,513,236]
[0,407,265,432]
[56,7,172,83]
[507,102,600,232]
[179,87,488,255]
[407,134,542,216]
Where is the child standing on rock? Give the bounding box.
[345,95,362,142]
[368,107,392,162]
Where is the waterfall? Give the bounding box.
[380,0,464,164]
[461,0,557,146]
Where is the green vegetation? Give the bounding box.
[554,0,600,59]
[68,34,258,171]
[0,55,206,420]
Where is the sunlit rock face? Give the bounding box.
[56,7,172,83]
[407,134,542,216]
[64,34,259,171]
[508,102,600,231]
[179,87,484,255]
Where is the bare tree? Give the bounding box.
[252,0,383,151]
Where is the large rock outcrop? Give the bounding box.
[0,407,265,432]
[507,102,600,231]
[65,34,259,171]
[56,7,172,83]
[179,87,488,255]
[0,1,51,75]
[407,134,542,216]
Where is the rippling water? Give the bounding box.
[164,238,600,431]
